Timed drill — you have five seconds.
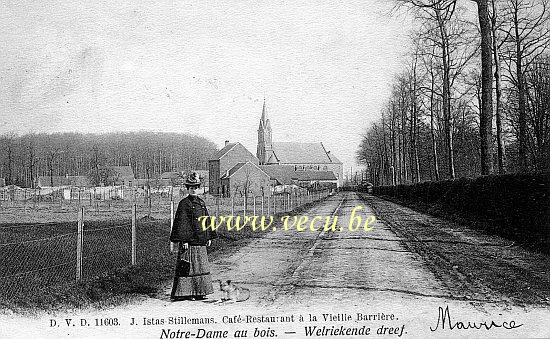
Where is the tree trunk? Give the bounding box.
[513,4,527,171]
[477,0,494,175]
[412,64,421,182]
[430,75,440,181]
[491,0,506,174]
[437,10,455,179]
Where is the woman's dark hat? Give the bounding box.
[185,172,201,186]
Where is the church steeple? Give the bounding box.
[261,99,267,123]
[257,99,273,164]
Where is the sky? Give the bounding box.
[0,0,413,174]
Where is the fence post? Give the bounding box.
[76,206,83,282]
[216,196,220,218]
[170,201,175,253]
[243,196,246,217]
[288,194,291,211]
[132,204,137,265]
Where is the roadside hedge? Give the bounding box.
[371,173,550,252]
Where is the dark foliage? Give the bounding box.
[371,173,550,252]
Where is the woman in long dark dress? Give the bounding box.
[169,172,217,301]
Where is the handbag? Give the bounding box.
[175,248,191,277]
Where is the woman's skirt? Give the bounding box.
[171,244,214,298]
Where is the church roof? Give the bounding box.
[326,151,342,164]
[259,165,337,184]
[271,142,333,164]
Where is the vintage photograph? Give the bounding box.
[0,0,549,338]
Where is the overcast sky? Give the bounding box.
[1,0,413,173]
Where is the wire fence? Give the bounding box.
[0,189,332,299]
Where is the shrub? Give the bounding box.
[371,173,550,252]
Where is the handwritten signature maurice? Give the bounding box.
[430,306,523,332]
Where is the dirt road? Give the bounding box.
[3,192,550,338]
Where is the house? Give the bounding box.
[105,166,135,186]
[208,141,259,196]
[220,161,271,197]
[160,171,185,186]
[260,165,338,190]
[36,175,91,188]
[256,101,344,187]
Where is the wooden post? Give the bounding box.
[288,194,291,211]
[131,204,137,265]
[76,206,84,282]
[231,196,234,216]
[243,196,246,217]
[216,196,220,218]
[267,196,270,216]
[170,201,175,253]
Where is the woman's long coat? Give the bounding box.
[169,195,217,245]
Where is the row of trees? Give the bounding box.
[0,132,218,187]
[357,0,549,186]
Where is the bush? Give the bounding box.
[371,173,550,252]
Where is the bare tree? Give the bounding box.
[500,0,550,171]
[1,133,16,186]
[475,0,495,175]
[491,0,508,173]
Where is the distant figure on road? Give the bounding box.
[169,172,217,301]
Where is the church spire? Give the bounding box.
[257,98,272,164]
[261,98,267,123]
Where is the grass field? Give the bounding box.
[0,192,330,314]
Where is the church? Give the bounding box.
[256,101,343,187]
[208,101,343,197]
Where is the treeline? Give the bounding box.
[0,131,218,187]
[357,0,549,186]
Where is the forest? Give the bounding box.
[357,0,549,185]
[0,131,217,188]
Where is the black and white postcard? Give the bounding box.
[1,0,549,338]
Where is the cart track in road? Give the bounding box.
[358,193,550,307]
